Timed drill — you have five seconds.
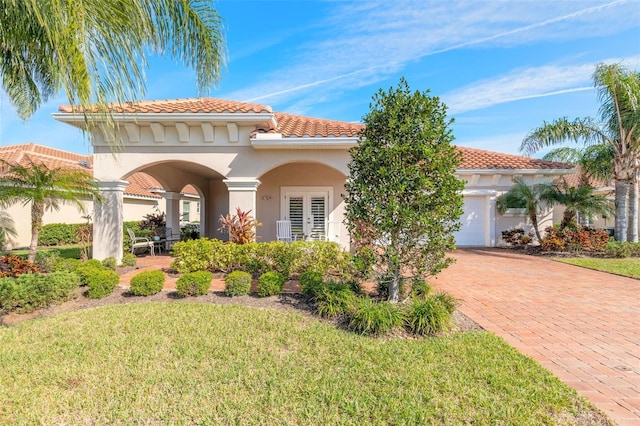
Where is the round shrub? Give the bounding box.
[102,257,117,271]
[176,271,213,298]
[121,253,137,267]
[405,293,457,335]
[347,297,404,335]
[34,250,62,273]
[224,271,252,297]
[84,259,104,269]
[129,270,165,296]
[257,271,285,297]
[299,270,323,298]
[75,265,104,286]
[56,258,82,273]
[86,270,119,299]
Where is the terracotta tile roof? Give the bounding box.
[456,146,574,170]
[0,143,93,172]
[58,98,272,114]
[557,166,612,188]
[272,112,364,138]
[0,144,198,199]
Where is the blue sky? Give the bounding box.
[0,0,639,157]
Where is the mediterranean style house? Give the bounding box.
[51,98,573,262]
[0,143,200,249]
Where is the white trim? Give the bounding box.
[98,180,129,191]
[462,189,498,196]
[53,112,277,127]
[223,179,261,191]
[251,137,358,150]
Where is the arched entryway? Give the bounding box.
[256,161,348,247]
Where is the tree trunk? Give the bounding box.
[560,210,576,230]
[628,173,638,242]
[615,179,629,242]
[530,212,542,242]
[29,202,44,263]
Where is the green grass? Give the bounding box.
[555,257,640,279]
[0,303,606,425]
[6,245,82,259]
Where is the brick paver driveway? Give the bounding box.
[432,248,640,425]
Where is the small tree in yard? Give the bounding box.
[345,78,464,303]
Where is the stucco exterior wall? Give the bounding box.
[256,162,348,247]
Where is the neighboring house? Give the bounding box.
[551,169,636,231]
[53,98,574,261]
[0,143,200,249]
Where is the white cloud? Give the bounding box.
[443,55,640,114]
[222,0,639,107]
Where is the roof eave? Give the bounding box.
[251,137,358,150]
[456,168,575,174]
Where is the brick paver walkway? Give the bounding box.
[432,248,640,425]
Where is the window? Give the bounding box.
[182,201,190,222]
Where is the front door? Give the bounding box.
[281,187,332,240]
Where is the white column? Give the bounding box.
[93,180,128,262]
[223,179,261,215]
[163,191,182,236]
[223,179,261,240]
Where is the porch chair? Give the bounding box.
[155,226,181,251]
[126,228,155,256]
[276,220,298,243]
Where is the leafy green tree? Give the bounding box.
[345,78,464,303]
[0,158,101,262]
[0,0,225,121]
[496,177,550,242]
[541,179,613,230]
[520,63,640,242]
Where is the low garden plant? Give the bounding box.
[540,226,610,252]
[257,271,285,297]
[299,270,324,298]
[224,271,252,297]
[314,281,356,318]
[405,293,458,336]
[120,253,137,267]
[0,254,39,278]
[86,270,119,299]
[102,257,117,271]
[129,270,165,296]
[347,297,404,335]
[0,271,79,313]
[175,271,212,298]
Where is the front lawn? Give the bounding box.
[0,303,608,424]
[555,257,640,279]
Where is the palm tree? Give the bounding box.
[541,179,613,230]
[520,63,640,242]
[0,211,17,251]
[0,0,225,121]
[0,158,101,262]
[496,177,550,242]
[542,144,614,187]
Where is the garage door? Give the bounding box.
[454,196,486,246]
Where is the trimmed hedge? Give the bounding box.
[38,223,82,246]
[176,271,212,298]
[171,239,354,279]
[129,270,165,296]
[0,271,80,313]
